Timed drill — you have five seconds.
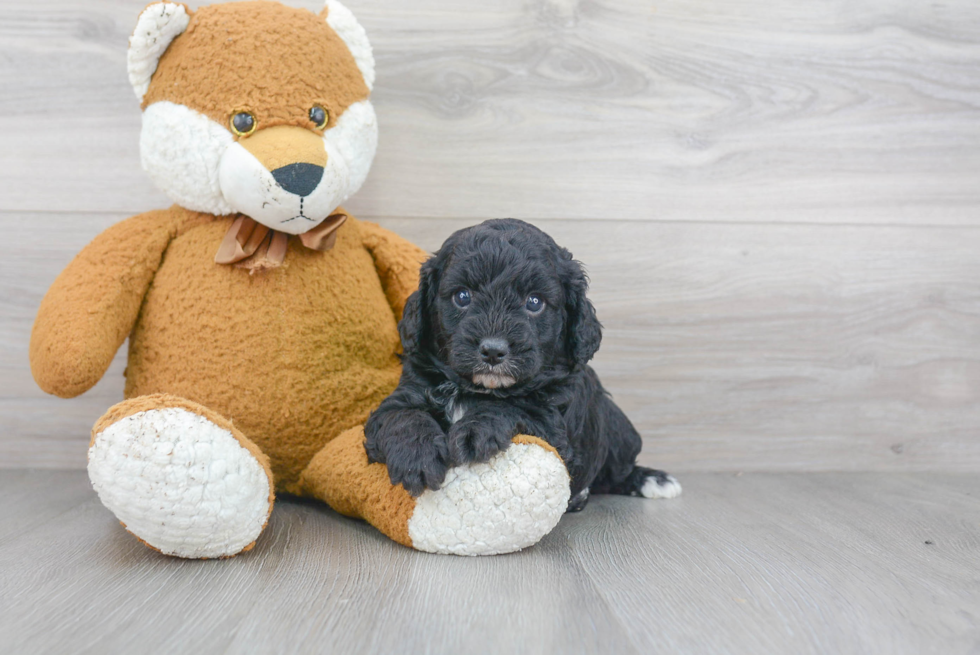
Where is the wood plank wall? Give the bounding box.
[2,0,979,471]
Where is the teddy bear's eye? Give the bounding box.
[230,111,256,137]
[309,106,329,130]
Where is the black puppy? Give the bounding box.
[364,219,680,511]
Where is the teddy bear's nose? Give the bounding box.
[271,163,324,197]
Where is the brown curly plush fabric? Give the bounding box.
[32,207,427,490]
[30,208,185,398]
[143,1,369,131]
[299,425,417,547]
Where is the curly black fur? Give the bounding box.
[365,219,675,508]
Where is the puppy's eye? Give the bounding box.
[525,294,545,313]
[230,111,256,137]
[309,105,329,129]
[452,289,472,308]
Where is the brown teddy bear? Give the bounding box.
[29,0,570,558]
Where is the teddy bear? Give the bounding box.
[29,0,571,558]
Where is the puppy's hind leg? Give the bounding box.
[567,487,590,512]
[593,466,682,499]
[589,393,682,500]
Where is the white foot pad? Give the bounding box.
[407,442,570,556]
[641,473,683,499]
[88,408,272,559]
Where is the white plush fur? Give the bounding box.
[88,408,272,559]
[324,100,378,202]
[324,0,376,91]
[407,442,571,556]
[131,0,378,232]
[141,101,236,216]
[140,99,377,232]
[641,473,683,499]
[218,138,348,235]
[128,3,190,102]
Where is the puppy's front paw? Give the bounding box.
[384,435,449,497]
[447,418,513,465]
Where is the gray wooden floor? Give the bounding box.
[1,470,977,654]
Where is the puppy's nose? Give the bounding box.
[479,339,510,366]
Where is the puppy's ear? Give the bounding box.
[562,250,602,367]
[398,289,424,354]
[398,255,441,355]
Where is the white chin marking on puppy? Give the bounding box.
[641,474,683,499]
[87,408,271,559]
[472,372,517,389]
[407,441,571,556]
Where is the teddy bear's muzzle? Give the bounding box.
[270,162,325,198]
[217,124,351,237]
[238,125,328,173]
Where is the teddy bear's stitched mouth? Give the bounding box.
[279,198,318,224]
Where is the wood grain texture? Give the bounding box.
[3,0,980,471]
[1,0,979,223]
[6,212,980,471]
[0,470,977,654]
[383,217,980,473]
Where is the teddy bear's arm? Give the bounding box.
[29,210,179,398]
[359,220,428,321]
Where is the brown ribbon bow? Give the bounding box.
[214,212,348,272]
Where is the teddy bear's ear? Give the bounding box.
[127,2,192,103]
[321,0,376,91]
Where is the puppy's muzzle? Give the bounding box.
[479,338,509,366]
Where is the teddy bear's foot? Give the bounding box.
[87,394,274,559]
[408,435,571,555]
[300,428,570,556]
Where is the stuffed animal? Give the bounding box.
[29,0,570,557]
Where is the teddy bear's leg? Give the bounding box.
[87,394,274,559]
[298,426,571,556]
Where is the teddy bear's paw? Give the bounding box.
[88,407,272,559]
[406,436,570,556]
